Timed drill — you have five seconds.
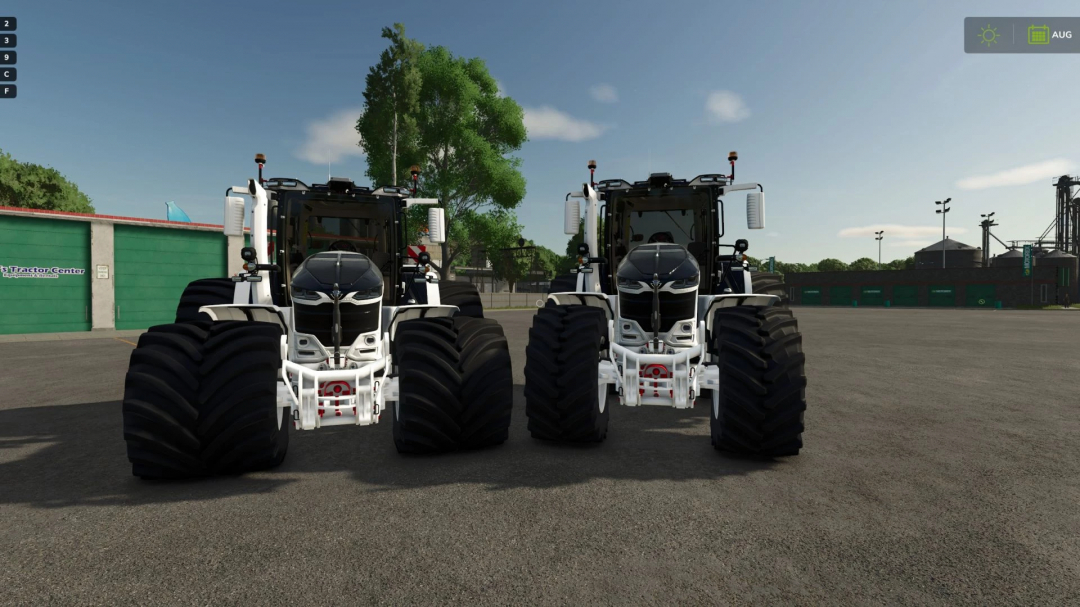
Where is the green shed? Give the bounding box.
[800,286,822,305]
[0,215,92,334]
[965,284,996,307]
[860,286,885,306]
[891,285,919,307]
[928,285,957,307]
[829,286,853,306]
[113,225,227,329]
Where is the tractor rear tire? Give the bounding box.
[439,281,484,318]
[523,305,609,442]
[547,273,577,294]
[176,278,235,323]
[121,320,287,479]
[199,321,289,474]
[392,317,513,453]
[749,272,790,307]
[710,305,806,457]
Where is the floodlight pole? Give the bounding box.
[935,198,952,269]
[875,230,884,267]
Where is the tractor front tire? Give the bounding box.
[439,281,484,318]
[523,305,609,442]
[547,273,577,294]
[710,305,806,457]
[121,320,287,480]
[392,317,513,453]
[176,278,236,323]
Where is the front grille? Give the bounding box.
[293,301,380,347]
[619,290,696,333]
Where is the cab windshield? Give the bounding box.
[609,193,713,268]
[282,198,397,300]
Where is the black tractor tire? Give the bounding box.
[176,278,236,323]
[547,273,578,294]
[439,280,485,318]
[392,316,513,453]
[749,272,790,307]
[198,321,289,474]
[122,322,210,479]
[121,320,287,480]
[523,305,609,442]
[710,305,806,457]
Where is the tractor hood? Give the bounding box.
[616,243,699,283]
[291,251,383,295]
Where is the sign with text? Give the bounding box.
[1022,244,1032,276]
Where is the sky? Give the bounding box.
[4,0,1080,264]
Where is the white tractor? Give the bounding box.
[121,155,513,479]
[524,156,807,455]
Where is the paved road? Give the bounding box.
[1,308,1078,605]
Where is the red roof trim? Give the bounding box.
[0,206,276,234]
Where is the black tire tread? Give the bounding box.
[176,278,235,323]
[711,305,806,457]
[523,305,609,442]
[392,317,513,453]
[439,281,485,318]
[749,271,791,307]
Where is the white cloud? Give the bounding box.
[295,108,365,164]
[889,240,932,248]
[495,79,506,98]
[767,231,780,237]
[705,90,750,124]
[589,84,619,103]
[524,106,608,142]
[956,158,1075,190]
[838,224,968,239]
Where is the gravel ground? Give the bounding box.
[1,307,1078,606]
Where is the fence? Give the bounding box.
[478,291,545,309]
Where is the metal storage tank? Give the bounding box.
[914,238,982,269]
[991,248,1026,268]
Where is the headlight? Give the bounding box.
[669,275,700,289]
[617,277,641,289]
[292,288,320,301]
[349,286,383,300]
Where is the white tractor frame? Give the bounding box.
[203,178,454,431]
[552,180,777,411]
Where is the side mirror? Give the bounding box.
[224,196,245,236]
[747,192,765,230]
[427,207,446,243]
[564,200,581,235]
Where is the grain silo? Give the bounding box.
[990,248,1026,268]
[914,238,982,269]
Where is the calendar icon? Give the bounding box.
[1028,24,1050,44]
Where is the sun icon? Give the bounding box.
[980,24,1000,47]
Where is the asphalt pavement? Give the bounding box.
[1,307,1078,605]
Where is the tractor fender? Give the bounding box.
[700,294,781,336]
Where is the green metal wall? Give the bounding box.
[0,216,91,334]
[892,285,919,306]
[829,286,852,306]
[965,284,996,307]
[860,286,884,306]
[800,286,822,305]
[114,225,227,329]
[928,285,957,307]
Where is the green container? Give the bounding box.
[829,285,853,306]
[965,284,996,308]
[928,285,957,307]
[885,300,891,307]
[0,215,92,334]
[892,285,919,307]
[114,225,227,329]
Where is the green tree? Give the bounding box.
[884,256,915,270]
[0,149,94,213]
[849,257,879,271]
[817,258,848,272]
[469,208,531,291]
[357,24,424,187]
[407,45,528,278]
